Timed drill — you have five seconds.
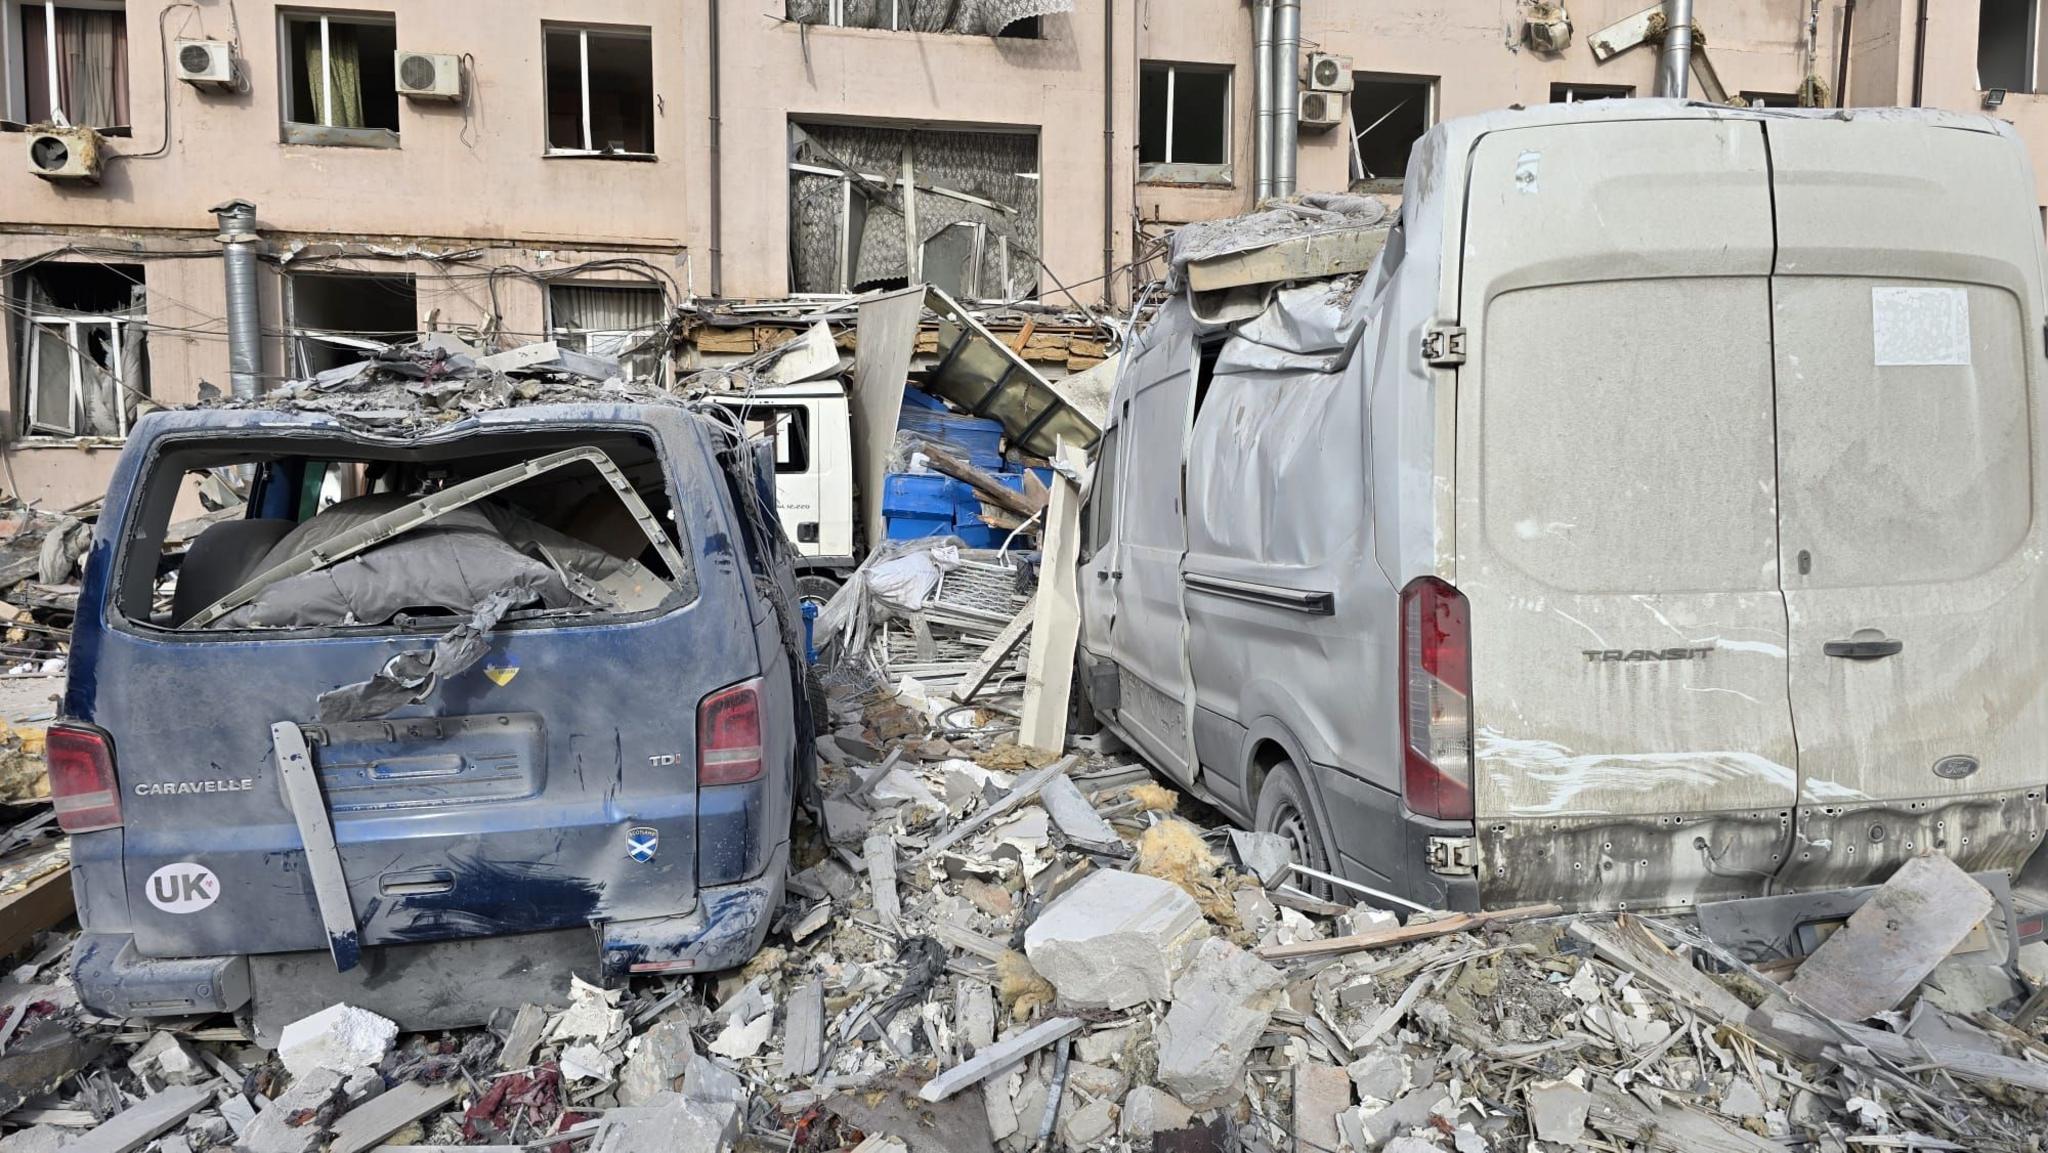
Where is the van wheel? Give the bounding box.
[796,574,840,614]
[1255,762,1330,900]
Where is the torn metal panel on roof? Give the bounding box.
[923,287,1100,459]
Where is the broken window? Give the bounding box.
[739,406,812,474]
[549,283,668,384]
[1349,73,1434,187]
[13,1,129,130]
[9,261,148,438]
[783,0,1059,36]
[788,121,1039,300]
[287,272,418,378]
[1139,61,1231,183]
[1979,0,2040,92]
[124,430,692,637]
[281,11,399,147]
[544,24,654,156]
[1550,82,1633,103]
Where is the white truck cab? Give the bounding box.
[713,381,858,606]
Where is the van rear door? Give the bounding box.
[1456,117,1798,910]
[1765,118,2048,890]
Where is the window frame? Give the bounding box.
[542,22,656,160]
[1349,70,1438,186]
[1138,60,1233,186]
[545,280,668,385]
[10,261,148,440]
[283,269,419,379]
[7,0,133,132]
[277,8,400,149]
[1977,0,2042,94]
[1550,82,1635,103]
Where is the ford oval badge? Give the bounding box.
[1933,755,1980,780]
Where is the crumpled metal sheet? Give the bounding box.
[315,582,535,723]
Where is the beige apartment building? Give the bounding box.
[0,0,2039,505]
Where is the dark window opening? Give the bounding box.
[288,273,418,377]
[545,25,654,155]
[283,13,399,135]
[1351,74,1434,185]
[1193,333,1226,416]
[998,16,1041,37]
[1739,91,1802,108]
[1139,61,1231,176]
[1550,82,1633,103]
[121,430,692,633]
[19,3,130,130]
[9,261,148,438]
[1979,0,2039,92]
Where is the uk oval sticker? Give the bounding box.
[145,863,220,914]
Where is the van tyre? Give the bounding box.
[796,574,840,614]
[1255,761,1330,898]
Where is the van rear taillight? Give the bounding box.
[48,722,122,833]
[1400,577,1474,821]
[698,679,764,786]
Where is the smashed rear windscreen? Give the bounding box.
[115,428,696,636]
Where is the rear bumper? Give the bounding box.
[74,842,790,1023]
[599,840,789,978]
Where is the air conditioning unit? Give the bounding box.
[173,39,234,88]
[1305,52,1353,93]
[1299,90,1344,131]
[1523,4,1573,53]
[394,51,461,100]
[26,126,101,183]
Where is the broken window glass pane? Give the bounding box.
[13,262,148,437]
[1352,74,1433,183]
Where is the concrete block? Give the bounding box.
[1526,1079,1591,1143]
[595,1090,740,1153]
[1155,938,1286,1107]
[1121,1085,1195,1139]
[1228,829,1292,888]
[243,1067,348,1153]
[276,1004,397,1079]
[1060,1098,1118,1147]
[1346,1049,1411,1101]
[1066,1060,1127,1102]
[618,1020,694,1105]
[0,1126,71,1153]
[1294,1063,1352,1153]
[1024,870,1205,1010]
[128,1031,206,1086]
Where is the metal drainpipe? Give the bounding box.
[1835,0,1856,106]
[1910,0,1928,105]
[212,200,262,399]
[1253,0,1275,202]
[708,0,724,298]
[1103,0,1115,306]
[1274,0,1300,198]
[1657,0,1694,98]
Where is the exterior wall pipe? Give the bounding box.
[212,200,262,399]
[708,0,724,297]
[1103,0,1115,305]
[1253,0,1275,202]
[1657,0,1694,97]
[1910,0,1927,105]
[1273,0,1301,197]
[1834,0,1856,105]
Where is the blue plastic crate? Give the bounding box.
[884,513,956,541]
[883,473,967,518]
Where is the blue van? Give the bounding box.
[48,400,810,1036]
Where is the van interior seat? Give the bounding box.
[170,518,297,625]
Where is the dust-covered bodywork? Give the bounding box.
[1079,100,2048,915]
[59,371,813,1028]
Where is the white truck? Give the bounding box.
[1079,100,2048,917]
[714,381,859,610]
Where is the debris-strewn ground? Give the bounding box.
[6,550,2048,1152]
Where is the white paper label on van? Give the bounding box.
[145,862,220,914]
[1871,286,1971,366]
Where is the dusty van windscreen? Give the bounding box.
[115,429,696,634]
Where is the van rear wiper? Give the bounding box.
[181,447,689,629]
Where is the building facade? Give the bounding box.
[0,0,2036,504]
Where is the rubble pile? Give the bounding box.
[5,653,2048,1153]
[0,496,93,684]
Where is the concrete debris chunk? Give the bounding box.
[1060,1097,1118,1147]
[242,1067,348,1153]
[547,975,626,1043]
[1227,829,1293,889]
[276,1003,398,1079]
[1121,1085,1195,1141]
[592,1089,740,1153]
[617,1019,695,1105]
[1023,869,1205,1010]
[126,1031,206,1087]
[1526,1079,1592,1143]
[708,1009,773,1059]
[1155,938,1286,1106]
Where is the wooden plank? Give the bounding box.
[66,1084,215,1153]
[950,602,1035,704]
[1586,1084,1783,1153]
[918,1017,1082,1102]
[1751,1009,2048,1094]
[913,757,1075,863]
[1017,445,1087,751]
[1782,854,1994,1022]
[1256,904,1561,962]
[1185,228,1389,294]
[916,443,1039,520]
[1038,773,1123,855]
[0,861,72,964]
[272,721,361,971]
[865,832,901,933]
[1588,3,1661,60]
[329,1082,461,1153]
[497,1004,547,1071]
[1569,916,1752,1030]
[782,978,825,1078]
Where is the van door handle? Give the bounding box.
[1824,637,1903,660]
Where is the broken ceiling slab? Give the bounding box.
[1183,227,1390,296]
[923,286,1100,460]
